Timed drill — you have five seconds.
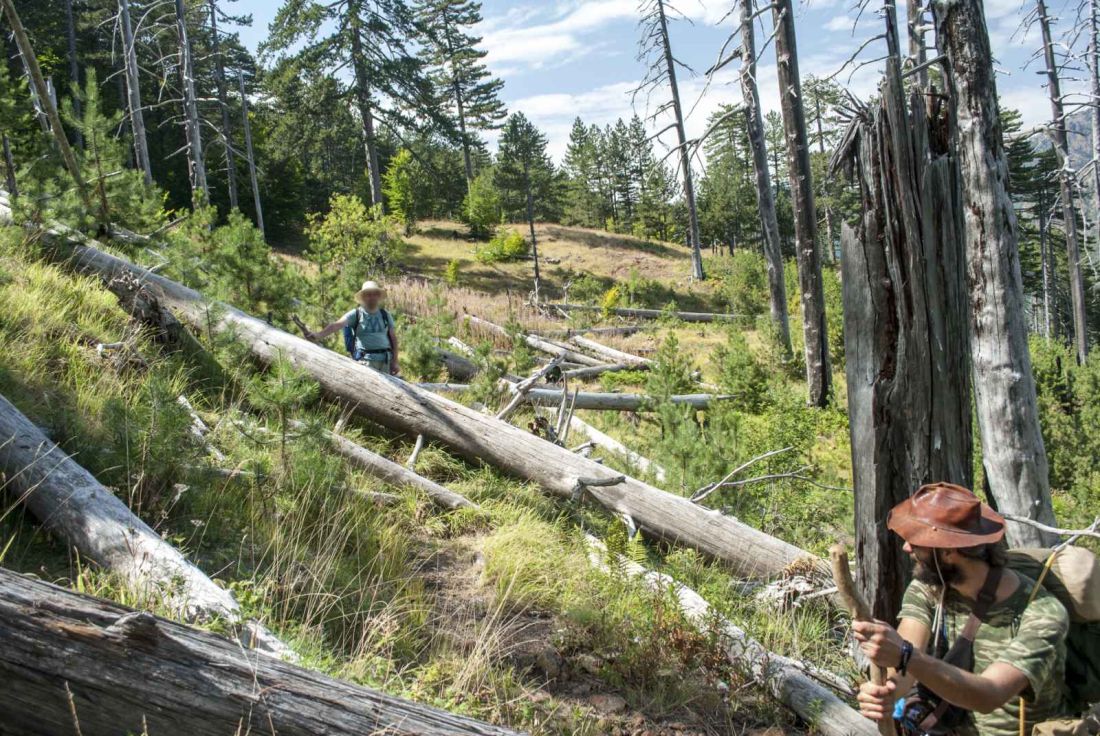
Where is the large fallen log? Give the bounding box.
[563,413,668,483]
[587,537,873,736]
[0,568,519,736]
[562,362,641,380]
[536,325,648,338]
[34,220,820,581]
[465,315,606,367]
[420,383,731,412]
[0,393,290,657]
[550,303,737,323]
[569,334,653,368]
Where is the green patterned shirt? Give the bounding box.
[898,573,1070,736]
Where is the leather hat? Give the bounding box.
[887,482,1005,548]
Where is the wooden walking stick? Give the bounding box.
[831,543,897,736]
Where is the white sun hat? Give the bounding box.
[355,280,385,304]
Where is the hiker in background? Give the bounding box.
[852,483,1085,736]
[307,281,400,376]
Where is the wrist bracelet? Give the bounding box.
[898,640,914,676]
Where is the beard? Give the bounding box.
[912,549,963,587]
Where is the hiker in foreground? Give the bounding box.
[307,281,400,376]
[853,483,1098,736]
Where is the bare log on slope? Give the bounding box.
[587,537,874,736]
[569,334,653,368]
[562,363,644,380]
[0,569,519,736]
[536,325,649,338]
[0,393,290,658]
[550,302,736,323]
[39,226,820,581]
[564,413,668,483]
[466,315,605,367]
[316,426,477,511]
[421,383,731,412]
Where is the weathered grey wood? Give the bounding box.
[1091,0,1100,268]
[564,414,667,483]
[207,0,238,210]
[0,568,519,736]
[1035,0,1089,364]
[175,0,209,206]
[119,0,153,185]
[423,383,731,412]
[773,0,831,407]
[550,302,736,323]
[569,334,652,368]
[739,0,792,356]
[536,325,647,338]
[36,222,819,580]
[237,71,265,237]
[466,315,605,366]
[588,537,874,736]
[834,68,973,619]
[64,0,82,149]
[0,393,289,656]
[348,4,383,206]
[319,427,477,511]
[934,0,1058,547]
[562,362,642,380]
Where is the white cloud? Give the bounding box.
[825,15,859,32]
[480,0,638,70]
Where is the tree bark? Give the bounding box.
[39,223,822,581]
[0,393,289,656]
[1036,0,1089,364]
[773,0,831,406]
[237,71,265,237]
[466,315,605,366]
[175,0,210,207]
[740,0,792,355]
[1,0,89,207]
[934,0,1058,547]
[569,334,652,367]
[208,0,238,210]
[656,0,705,280]
[0,568,518,736]
[565,414,668,482]
[424,383,731,412]
[834,67,973,620]
[524,159,542,302]
[119,0,152,184]
[348,2,383,207]
[548,302,736,323]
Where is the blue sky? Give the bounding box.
[236,0,1075,163]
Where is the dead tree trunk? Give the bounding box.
[1036,0,1089,364]
[466,315,605,366]
[524,159,542,302]
[175,0,209,206]
[568,334,652,367]
[548,302,736,323]
[741,0,792,356]
[237,71,265,237]
[349,1,383,207]
[65,0,82,149]
[773,0,831,406]
[1,0,89,207]
[655,0,705,281]
[1090,0,1100,264]
[36,221,822,581]
[833,68,973,621]
[208,0,238,209]
[119,0,152,184]
[0,393,289,656]
[934,0,1059,547]
[0,568,518,736]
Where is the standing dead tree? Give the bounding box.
[635,0,706,281]
[208,0,238,210]
[831,64,972,620]
[1031,0,1090,364]
[935,0,1059,547]
[773,0,832,406]
[119,0,154,185]
[65,0,82,149]
[238,70,265,237]
[175,0,210,206]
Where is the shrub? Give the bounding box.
[646,334,696,400]
[714,329,770,411]
[721,251,769,320]
[600,285,621,316]
[444,259,461,286]
[474,229,528,264]
[463,167,501,239]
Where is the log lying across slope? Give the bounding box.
[465,315,606,367]
[0,393,290,657]
[0,568,518,736]
[549,302,737,323]
[420,383,731,412]
[37,221,819,581]
[569,334,653,368]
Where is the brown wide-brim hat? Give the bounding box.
[887,482,1005,549]
[355,280,385,305]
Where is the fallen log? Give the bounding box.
[0,393,290,657]
[562,362,643,380]
[0,568,519,736]
[465,315,605,367]
[421,383,731,412]
[563,413,668,483]
[37,221,821,581]
[587,537,873,736]
[550,303,737,323]
[535,325,648,338]
[569,334,653,368]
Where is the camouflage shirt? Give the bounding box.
[898,572,1070,736]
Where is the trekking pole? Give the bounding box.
[830,544,897,736]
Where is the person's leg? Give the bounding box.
[366,358,391,375]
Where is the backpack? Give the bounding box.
[342,307,392,357]
[1007,547,1100,713]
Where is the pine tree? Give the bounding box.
[697,105,756,254]
[383,148,420,233]
[419,0,506,190]
[562,117,603,227]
